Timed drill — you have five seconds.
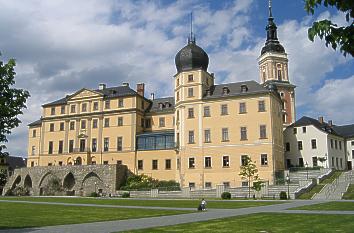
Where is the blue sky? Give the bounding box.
[0,0,353,157]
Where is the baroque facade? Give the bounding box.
[26,6,293,189]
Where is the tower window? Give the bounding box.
[277,70,282,80]
[262,71,266,82]
[188,74,194,82]
[188,88,194,97]
[241,84,248,93]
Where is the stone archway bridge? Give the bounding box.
[1,164,128,196]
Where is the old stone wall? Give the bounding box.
[2,164,127,196]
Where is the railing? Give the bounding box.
[325,177,339,199]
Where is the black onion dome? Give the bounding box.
[175,40,209,73]
[261,8,285,55]
[261,42,285,55]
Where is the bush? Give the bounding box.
[279,191,288,200]
[121,192,130,198]
[221,192,231,199]
[121,174,180,191]
[88,192,99,197]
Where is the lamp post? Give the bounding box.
[305,162,309,180]
[286,174,290,200]
[94,181,97,194]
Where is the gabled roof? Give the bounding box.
[333,124,354,139]
[28,119,42,127]
[290,116,340,136]
[42,85,139,107]
[203,80,269,99]
[147,97,175,113]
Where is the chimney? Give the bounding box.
[99,83,106,90]
[136,83,145,97]
[150,93,155,100]
[122,82,129,87]
[211,73,214,77]
[318,116,324,124]
[328,120,333,127]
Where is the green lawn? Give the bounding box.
[123,213,354,233]
[292,201,354,211]
[0,196,284,209]
[0,202,190,229]
[320,171,342,184]
[343,184,354,200]
[297,184,324,199]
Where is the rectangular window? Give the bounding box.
[302,127,307,133]
[60,122,64,131]
[335,140,338,149]
[339,141,342,150]
[104,138,109,152]
[330,139,333,148]
[258,100,265,112]
[48,141,53,154]
[188,157,195,168]
[103,161,109,165]
[188,131,195,144]
[93,102,99,111]
[239,102,246,113]
[156,117,165,128]
[70,105,76,113]
[50,123,54,132]
[61,105,65,114]
[352,141,354,146]
[293,128,297,134]
[165,159,171,170]
[81,103,87,112]
[189,182,195,188]
[352,150,354,159]
[118,99,124,108]
[92,119,98,129]
[223,182,230,188]
[242,181,248,187]
[141,118,144,127]
[313,157,318,167]
[92,138,97,152]
[331,157,334,167]
[104,118,110,127]
[117,137,123,151]
[118,117,123,126]
[188,108,194,118]
[298,141,303,150]
[223,156,230,167]
[285,142,290,152]
[70,121,75,130]
[188,88,193,97]
[31,146,35,156]
[188,74,194,82]
[203,106,210,117]
[241,155,248,166]
[32,130,36,138]
[81,120,86,129]
[260,125,267,139]
[58,161,63,166]
[205,182,212,188]
[221,104,228,115]
[204,129,211,143]
[117,160,122,165]
[48,163,52,166]
[240,127,247,140]
[105,100,110,109]
[58,141,63,154]
[222,128,229,141]
[51,107,55,115]
[204,157,212,168]
[138,160,143,170]
[145,119,151,128]
[336,157,339,167]
[277,69,282,80]
[261,154,268,166]
[69,140,74,153]
[79,139,86,152]
[152,160,158,170]
[311,139,317,149]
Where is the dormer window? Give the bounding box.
[277,70,282,80]
[241,84,248,93]
[158,103,164,109]
[222,87,229,95]
[188,74,194,82]
[165,102,171,108]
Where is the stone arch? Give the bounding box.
[38,172,61,196]
[67,157,73,165]
[11,175,21,189]
[74,157,82,165]
[24,175,33,189]
[81,172,104,196]
[63,172,75,191]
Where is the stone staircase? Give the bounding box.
[313,171,354,200]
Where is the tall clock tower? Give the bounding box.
[258,1,296,126]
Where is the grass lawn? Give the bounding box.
[291,201,354,211]
[0,202,190,229]
[0,196,284,209]
[297,184,324,199]
[123,213,354,233]
[320,171,342,185]
[343,184,354,200]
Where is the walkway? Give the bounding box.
[2,199,354,233]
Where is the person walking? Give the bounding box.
[201,198,207,211]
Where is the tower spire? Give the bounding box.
[268,0,273,18]
[188,12,195,44]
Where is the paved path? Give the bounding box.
[2,199,349,233]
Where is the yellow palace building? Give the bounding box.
[27,8,295,189]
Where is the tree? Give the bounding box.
[0,53,30,157]
[239,156,259,198]
[304,0,354,57]
[0,170,7,187]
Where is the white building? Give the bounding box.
[284,116,347,170]
[332,124,354,170]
